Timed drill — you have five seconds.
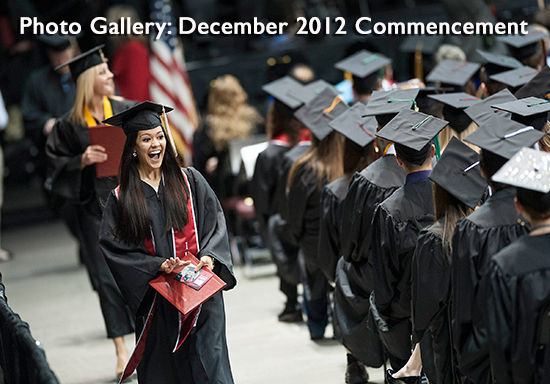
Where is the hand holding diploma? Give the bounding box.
[160,257,190,274]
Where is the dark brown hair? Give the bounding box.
[265,102,304,146]
[115,128,189,244]
[433,183,473,251]
[287,131,344,189]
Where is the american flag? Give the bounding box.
[150,0,199,163]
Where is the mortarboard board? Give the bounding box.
[464,88,516,126]
[425,59,481,87]
[492,147,550,193]
[54,45,106,81]
[429,136,487,209]
[294,87,348,140]
[362,88,420,122]
[428,92,480,133]
[376,109,448,151]
[491,96,550,131]
[328,103,376,153]
[292,79,333,105]
[514,66,550,99]
[103,101,174,136]
[497,28,549,60]
[36,34,72,52]
[489,66,539,88]
[334,50,391,78]
[476,49,523,69]
[464,114,545,159]
[400,35,445,55]
[262,76,305,109]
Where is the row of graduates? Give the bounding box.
[252,42,550,384]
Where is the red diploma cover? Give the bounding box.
[87,124,126,178]
[148,253,227,315]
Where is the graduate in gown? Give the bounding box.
[371,109,449,374]
[100,102,236,384]
[317,102,377,383]
[477,148,550,384]
[410,138,487,384]
[45,45,136,377]
[252,76,310,322]
[335,90,416,381]
[288,87,348,339]
[453,115,545,383]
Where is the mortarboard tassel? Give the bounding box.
[161,105,178,157]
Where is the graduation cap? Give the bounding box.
[429,136,488,209]
[489,66,539,88]
[334,50,391,78]
[427,92,480,133]
[463,114,545,159]
[464,88,516,126]
[491,97,550,131]
[514,66,550,99]
[476,49,523,79]
[492,147,550,193]
[54,45,106,81]
[292,79,333,105]
[36,34,72,52]
[498,28,548,60]
[362,88,420,127]
[425,59,481,87]
[328,103,377,154]
[492,147,550,213]
[376,109,448,151]
[262,76,305,109]
[400,35,444,55]
[294,87,349,140]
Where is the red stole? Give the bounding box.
[116,171,201,383]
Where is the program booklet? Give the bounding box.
[174,264,214,290]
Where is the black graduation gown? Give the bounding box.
[21,65,76,177]
[412,222,460,384]
[45,98,136,339]
[317,174,352,282]
[477,233,550,384]
[452,187,529,383]
[251,141,291,237]
[99,167,236,384]
[370,178,435,364]
[332,154,404,367]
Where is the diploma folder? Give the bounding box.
[87,124,126,178]
[148,254,227,315]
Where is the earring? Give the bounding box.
[132,152,137,157]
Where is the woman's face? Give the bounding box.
[93,63,115,97]
[134,126,166,172]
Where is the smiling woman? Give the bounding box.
[100,101,236,383]
[45,45,137,379]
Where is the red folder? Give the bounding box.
[87,124,126,178]
[149,254,227,315]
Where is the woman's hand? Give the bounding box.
[81,145,107,169]
[159,257,190,274]
[195,256,214,272]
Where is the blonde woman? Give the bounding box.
[193,75,262,200]
[45,46,136,378]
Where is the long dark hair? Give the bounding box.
[115,128,189,244]
[433,183,472,251]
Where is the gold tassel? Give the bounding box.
[414,41,424,82]
[161,105,178,158]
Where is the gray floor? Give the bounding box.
[0,220,385,383]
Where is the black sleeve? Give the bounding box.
[287,166,312,246]
[317,187,340,282]
[192,126,216,176]
[251,150,273,225]
[185,167,237,290]
[99,193,165,316]
[20,74,51,135]
[45,118,90,203]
